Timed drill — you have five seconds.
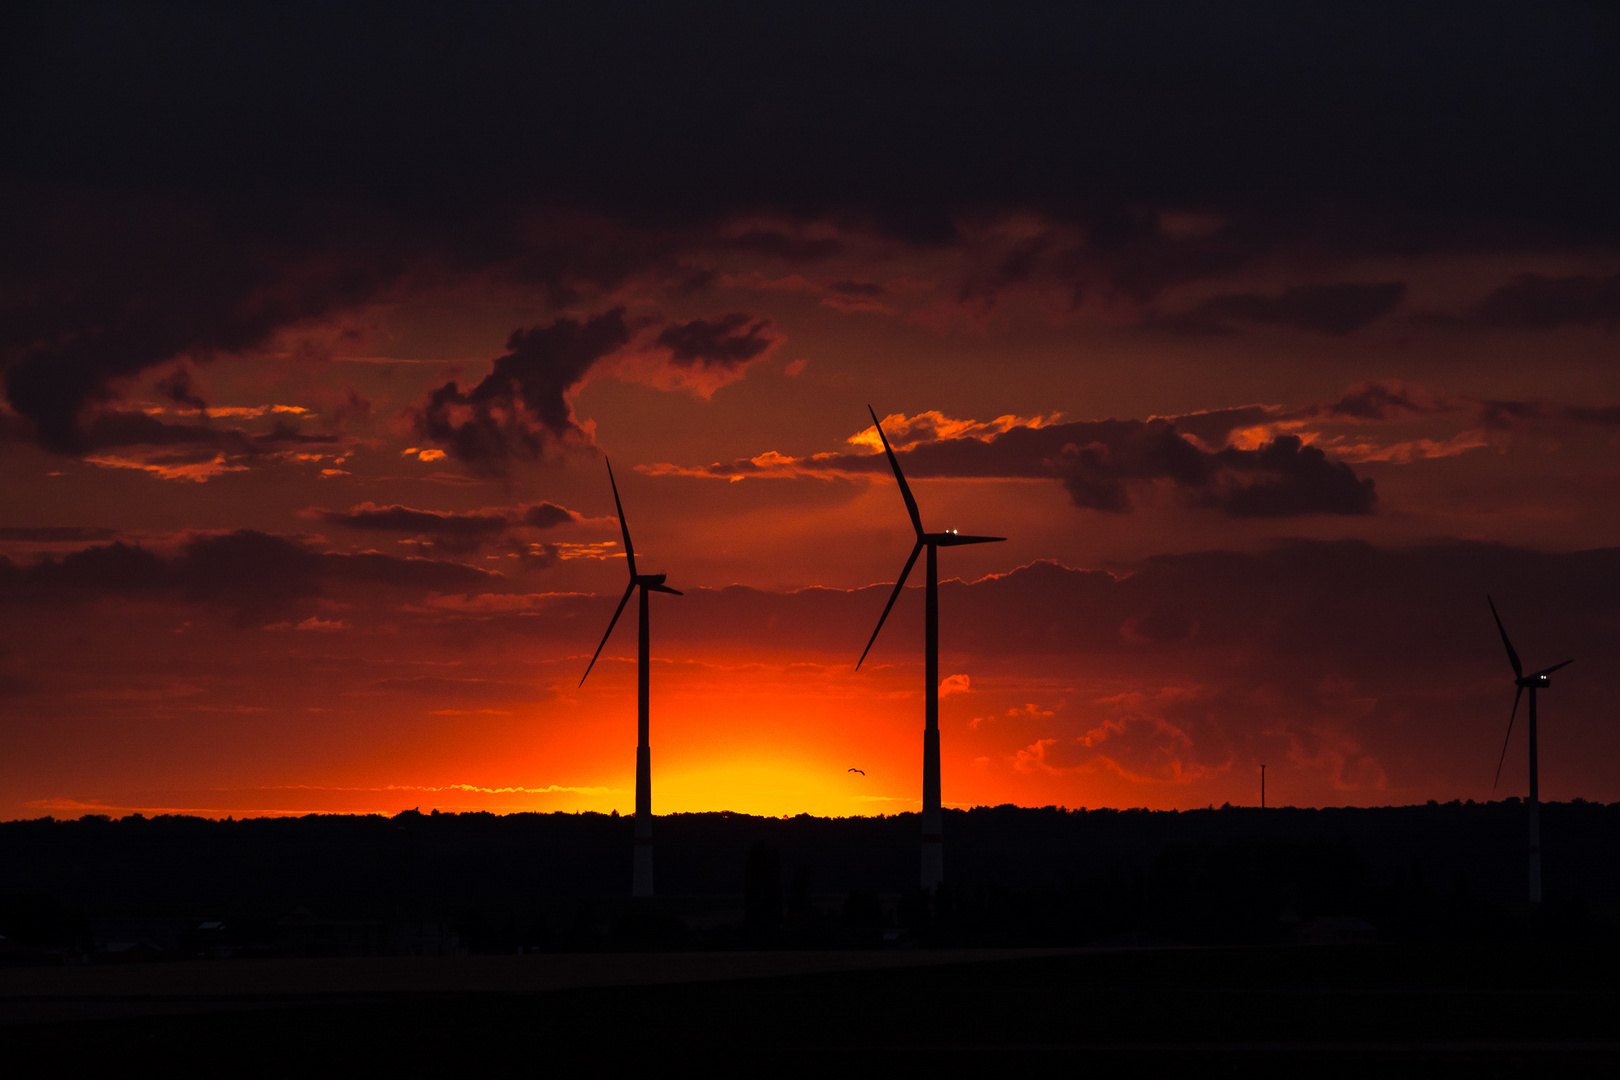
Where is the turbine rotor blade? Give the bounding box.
[579,581,636,686]
[856,538,924,670]
[1492,685,1522,790]
[868,406,923,537]
[1531,658,1573,679]
[606,457,637,579]
[648,584,682,595]
[934,533,1006,547]
[1487,596,1522,679]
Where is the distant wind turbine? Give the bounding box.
[580,458,681,899]
[857,406,1005,893]
[1488,596,1572,905]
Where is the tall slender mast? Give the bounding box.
[1486,596,1567,907]
[858,407,1003,895]
[580,457,680,900]
[1527,686,1541,905]
[921,544,942,889]
[635,583,653,897]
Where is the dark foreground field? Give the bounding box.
[4,943,1617,1075]
[5,803,1619,1073]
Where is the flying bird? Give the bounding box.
[848,768,865,775]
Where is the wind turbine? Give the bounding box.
[580,458,681,898]
[857,406,1005,893]
[1487,596,1572,905]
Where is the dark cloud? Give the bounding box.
[0,188,400,455]
[827,280,886,298]
[1022,425,1377,517]
[1310,380,1453,422]
[3,531,495,623]
[581,542,1620,691]
[962,541,1620,675]
[79,412,247,452]
[960,238,1048,306]
[1468,273,1620,329]
[1045,428,1373,518]
[655,313,776,369]
[154,368,208,413]
[332,388,373,425]
[683,415,1376,517]
[314,504,509,536]
[178,530,324,613]
[1213,435,1377,517]
[1046,421,1215,513]
[666,264,719,296]
[258,421,342,447]
[307,501,581,551]
[522,503,576,529]
[1159,282,1406,336]
[723,231,843,261]
[409,310,630,472]
[23,542,173,592]
[71,410,342,459]
[1478,399,1620,430]
[1269,380,1620,437]
[2,4,1616,453]
[323,549,494,592]
[505,539,561,571]
[0,527,119,543]
[1567,405,1620,426]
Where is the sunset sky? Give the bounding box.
[3,3,1619,820]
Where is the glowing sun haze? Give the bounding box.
[4,3,1620,820]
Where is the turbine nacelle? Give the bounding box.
[1487,595,1573,790]
[634,573,682,595]
[580,458,681,687]
[856,406,1008,671]
[1514,660,1571,690]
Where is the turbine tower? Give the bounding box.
[857,406,1005,893]
[1488,596,1572,905]
[580,458,681,898]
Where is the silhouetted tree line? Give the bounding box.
[1,800,1614,960]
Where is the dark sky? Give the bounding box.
[2,2,1619,819]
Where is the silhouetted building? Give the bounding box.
[278,908,386,957]
[387,919,464,956]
